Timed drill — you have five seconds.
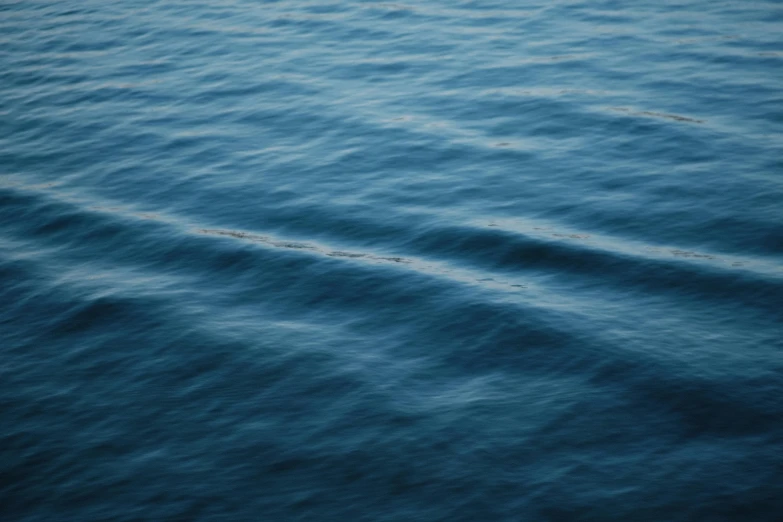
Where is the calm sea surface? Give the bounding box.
[2,1,782,520]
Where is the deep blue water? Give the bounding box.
[2,1,782,520]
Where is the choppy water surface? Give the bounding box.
[2,1,782,520]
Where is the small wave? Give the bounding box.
[609,107,705,124]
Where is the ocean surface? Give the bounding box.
[1,1,782,520]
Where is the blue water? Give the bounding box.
[2,1,782,520]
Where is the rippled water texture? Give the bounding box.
[2,1,782,520]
